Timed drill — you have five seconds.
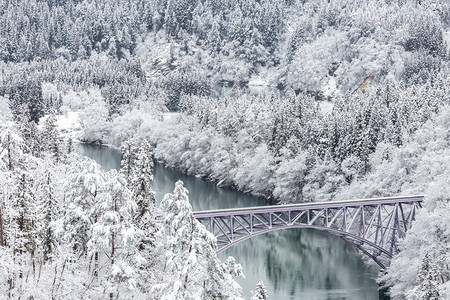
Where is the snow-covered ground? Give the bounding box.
[56,111,82,137]
[40,111,82,140]
[322,76,339,99]
[162,112,180,121]
[318,100,334,115]
[248,74,269,86]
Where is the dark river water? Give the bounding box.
[75,143,387,300]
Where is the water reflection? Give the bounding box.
[220,229,383,300]
[74,143,122,171]
[75,143,386,300]
[152,163,267,210]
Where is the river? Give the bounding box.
[75,143,388,300]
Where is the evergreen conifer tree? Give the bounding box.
[153,181,244,299]
[132,141,156,219]
[43,112,60,161]
[62,158,105,254]
[120,138,136,186]
[130,141,158,290]
[7,171,36,255]
[18,111,41,156]
[0,127,28,172]
[416,253,441,300]
[36,166,59,261]
[67,138,73,155]
[251,280,268,300]
[88,170,140,299]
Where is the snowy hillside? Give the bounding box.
[1,0,450,299]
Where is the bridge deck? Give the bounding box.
[194,195,424,217]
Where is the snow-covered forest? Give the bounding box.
[0,105,245,298]
[1,0,450,298]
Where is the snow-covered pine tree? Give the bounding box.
[152,180,197,299]
[270,150,308,203]
[67,138,73,155]
[18,111,41,157]
[303,154,345,202]
[201,251,245,299]
[62,157,105,255]
[165,0,195,38]
[0,125,30,255]
[10,92,23,122]
[251,280,268,300]
[153,180,244,299]
[120,138,136,186]
[3,170,37,297]
[35,165,59,261]
[207,18,222,52]
[414,253,441,300]
[43,112,60,161]
[6,171,36,255]
[130,141,158,290]
[88,170,140,299]
[0,173,7,248]
[0,125,28,172]
[132,140,156,219]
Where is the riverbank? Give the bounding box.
[62,77,446,206]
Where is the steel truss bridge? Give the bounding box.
[194,195,423,270]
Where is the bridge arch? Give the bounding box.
[194,195,423,270]
[216,225,392,269]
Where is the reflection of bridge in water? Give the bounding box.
[194,195,423,270]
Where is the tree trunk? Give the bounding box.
[109,198,117,300]
[111,231,115,265]
[7,133,12,171]
[37,255,43,282]
[94,252,98,278]
[0,207,4,247]
[8,277,13,298]
[184,216,195,290]
[94,215,98,278]
[110,231,115,300]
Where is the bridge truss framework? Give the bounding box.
[194,195,423,269]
